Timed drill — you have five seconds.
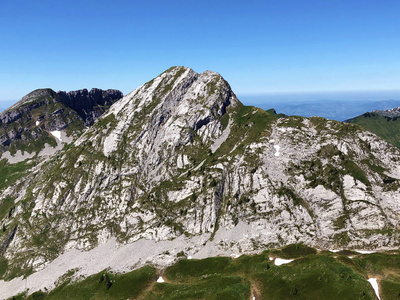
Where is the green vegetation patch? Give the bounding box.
[215,105,283,159]
[254,255,376,300]
[6,134,58,156]
[19,266,157,300]
[0,197,15,222]
[380,278,400,300]
[270,244,318,259]
[0,159,34,191]
[146,275,249,300]
[165,257,233,282]
[357,253,400,275]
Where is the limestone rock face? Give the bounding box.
[0,66,400,283]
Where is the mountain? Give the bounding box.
[0,66,400,298]
[346,107,400,149]
[0,88,123,163]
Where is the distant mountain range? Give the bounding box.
[241,96,400,121]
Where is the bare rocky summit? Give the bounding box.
[373,106,400,118]
[0,66,399,296]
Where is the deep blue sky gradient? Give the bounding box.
[1,0,400,101]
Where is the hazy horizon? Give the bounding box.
[2,89,400,105]
[2,89,400,121]
[239,90,400,104]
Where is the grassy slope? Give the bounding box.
[0,159,34,192]
[349,112,400,149]
[10,244,400,300]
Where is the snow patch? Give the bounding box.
[157,276,165,283]
[274,258,294,266]
[274,145,280,157]
[356,250,375,254]
[50,131,62,142]
[36,121,40,126]
[368,278,380,300]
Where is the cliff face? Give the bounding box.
[0,67,399,292]
[56,88,123,126]
[0,88,123,160]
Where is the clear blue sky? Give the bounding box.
[1,0,400,101]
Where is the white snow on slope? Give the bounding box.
[356,250,375,254]
[274,145,280,157]
[36,121,40,126]
[50,131,62,142]
[157,276,165,283]
[274,258,294,265]
[368,278,380,300]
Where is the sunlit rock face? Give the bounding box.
[1,66,400,282]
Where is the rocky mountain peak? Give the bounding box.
[96,66,240,166]
[0,87,123,161]
[0,67,400,295]
[20,88,56,104]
